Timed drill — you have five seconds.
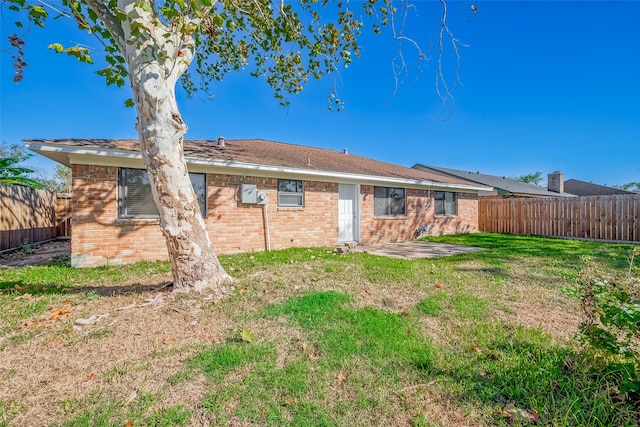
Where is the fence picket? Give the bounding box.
[479,195,640,242]
[0,185,70,251]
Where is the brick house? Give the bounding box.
[26,138,490,267]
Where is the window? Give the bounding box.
[118,168,207,219]
[278,179,304,207]
[374,186,405,216]
[434,191,457,216]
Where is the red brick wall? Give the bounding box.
[204,174,338,253]
[71,165,478,267]
[359,187,478,244]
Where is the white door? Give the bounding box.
[338,184,359,243]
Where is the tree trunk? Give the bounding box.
[135,78,232,294]
[125,48,232,295]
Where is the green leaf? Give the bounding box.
[48,43,65,54]
[124,98,135,108]
[240,329,254,343]
[28,5,47,20]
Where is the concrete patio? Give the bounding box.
[355,241,485,260]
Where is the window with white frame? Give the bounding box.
[434,191,457,216]
[374,186,406,216]
[277,179,304,207]
[118,168,207,219]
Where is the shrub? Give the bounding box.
[577,253,640,397]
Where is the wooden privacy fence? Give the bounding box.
[479,195,640,242]
[56,193,72,238]
[0,184,57,251]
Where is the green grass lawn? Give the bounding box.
[0,233,638,426]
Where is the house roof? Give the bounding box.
[564,179,635,196]
[25,138,492,192]
[414,164,576,198]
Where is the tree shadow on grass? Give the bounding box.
[0,258,173,298]
[0,278,174,298]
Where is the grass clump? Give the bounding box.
[417,292,487,320]
[189,291,435,425]
[59,392,190,427]
[264,291,433,368]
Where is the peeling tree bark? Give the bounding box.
[130,71,232,294]
[115,0,232,294]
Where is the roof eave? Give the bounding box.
[26,141,492,193]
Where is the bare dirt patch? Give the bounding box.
[0,240,70,267]
[0,290,236,426]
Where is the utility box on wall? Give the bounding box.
[241,184,257,204]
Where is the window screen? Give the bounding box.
[118,168,206,219]
[374,186,406,216]
[434,191,457,216]
[278,179,304,207]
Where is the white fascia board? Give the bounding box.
[187,157,491,192]
[26,142,492,193]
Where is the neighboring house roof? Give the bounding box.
[564,179,636,196]
[25,139,492,193]
[414,164,576,198]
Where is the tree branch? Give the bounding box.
[85,0,126,53]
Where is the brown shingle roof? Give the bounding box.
[27,138,476,187]
[564,179,635,196]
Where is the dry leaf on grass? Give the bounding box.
[27,320,46,328]
[50,310,72,320]
[126,390,138,403]
[282,396,298,406]
[184,311,198,323]
[84,373,96,382]
[336,371,348,384]
[499,403,540,423]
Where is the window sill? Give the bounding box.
[434,214,458,218]
[373,215,407,219]
[277,207,305,211]
[116,218,161,225]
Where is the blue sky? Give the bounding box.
[1,1,639,187]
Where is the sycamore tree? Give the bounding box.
[3,0,462,294]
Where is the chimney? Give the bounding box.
[217,136,225,147]
[548,171,564,193]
